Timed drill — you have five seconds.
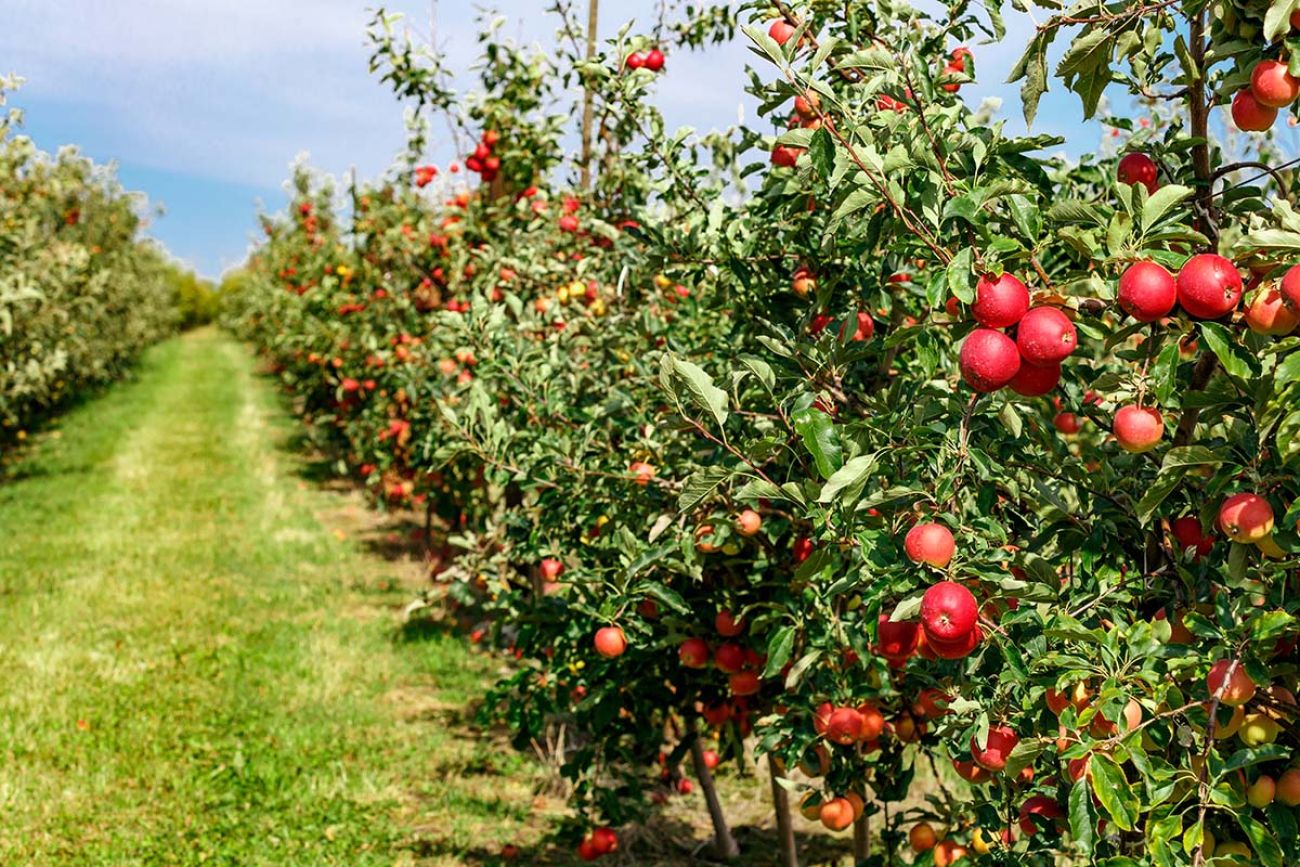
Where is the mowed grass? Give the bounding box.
[0,329,553,865]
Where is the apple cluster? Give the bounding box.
[957,273,1077,395]
[464,129,501,183]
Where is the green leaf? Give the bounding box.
[1134,465,1188,525]
[1004,739,1047,779]
[1090,753,1139,831]
[817,452,879,504]
[793,408,843,480]
[946,247,976,303]
[1236,813,1284,867]
[1140,184,1193,233]
[829,188,875,230]
[762,625,796,678]
[1160,445,1225,471]
[662,354,729,427]
[1069,779,1096,857]
[677,466,731,512]
[808,127,835,178]
[1198,322,1256,380]
[1265,0,1299,43]
[784,649,821,689]
[635,580,690,615]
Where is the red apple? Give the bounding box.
[540,558,565,581]
[701,749,720,770]
[1171,516,1214,559]
[819,797,855,831]
[920,580,978,643]
[971,724,1019,772]
[1113,405,1164,453]
[679,637,711,668]
[729,670,761,696]
[904,522,956,567]
[1053,412,1081,434]
[643,48,665,71]
[1245,285,1299,335]
[972,272,1030,328]
[771,144,803,168]
[1232,89,1279,131]
[959,328,1021,392]
[592,827,618,855]
[928,623,982,659]
[1118,261,1177,322]
[877,614,921,660]
[1016,306,1078,365]
[1117,152,1159,193]
[625,52,645,70]
[736,509,763,536]
[1017,795,1065,836]
[594,626,627,658]
[1008,360,1061,396]
[1251,59,1300,108]
[769,19,796,45]
[713,643,746,673]
[715,610,745,636]
[825,706,865,744]
[1176,253,1243,319]
[1282,264,1300,310]
[1207,659,1256,706]
[1217,493,1274,542]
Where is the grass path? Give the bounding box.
[0,329,552,865]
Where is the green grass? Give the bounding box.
[0,329,551,865]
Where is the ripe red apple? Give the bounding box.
[1017,795,1065,836]
[1008,360,1061,396]
[856,703,886,741]
[793,536,814,563]
[1231,89,1279,131]
[628,460,656,485]
[1251,59,1300,108]
[904,522,955,567]
[1118,261,1177,322]
[713,643,746,673]
[643,48,665,71]
[1053,411,1081,434]
[819,797,855,831]
[715,610,745,636]
[940,61,963,93]
[540,558,565,581]
[701,749,720,770]
[971,272,1030,328]
[1171,516,1214,559]
[929,623,982,659]
[1016,306,1077,364]
[1089,697,1143,736]
[594,626,627,658]
[559,215,579,233]
[1282,264,1300,310]
[1113,405,1164,453]
[791,265,816,297]
[840,311,874,341]
[1217,493,1274,542]
[625,52,645,70]
[959,328,1021,392]
[591,827,618,855]
[771,144,803,168]
[950,46,974,71]
[679,637,711,668]
[1277,768,1300,806]
[970,724,1019,771]
[794,90,821,118]
[909,821,938,852]
[933,840,970,867]
[912,687,952,719]
[920,580,978,643]
[825,706,865,744]
[769,19,796,45]
[952,758,992,783]
[1245,285,1299,335]
[1117,152,1159,193]
[876,614,921,660]
[1206,659,1256,706]
[729,670,761,696]
[736,509,763,536]
[1176,253,1243,319]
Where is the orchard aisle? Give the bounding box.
[0,329,552,865]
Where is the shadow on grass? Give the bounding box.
[404,816,853,866]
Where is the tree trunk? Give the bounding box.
[578,0,600,190]
[853,811,869,862]
[690,738,740,859]
[767,753,799,867]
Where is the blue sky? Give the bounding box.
[4,1,1096,279]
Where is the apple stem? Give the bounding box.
[690,736,739,859]
[766,753,799,867]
